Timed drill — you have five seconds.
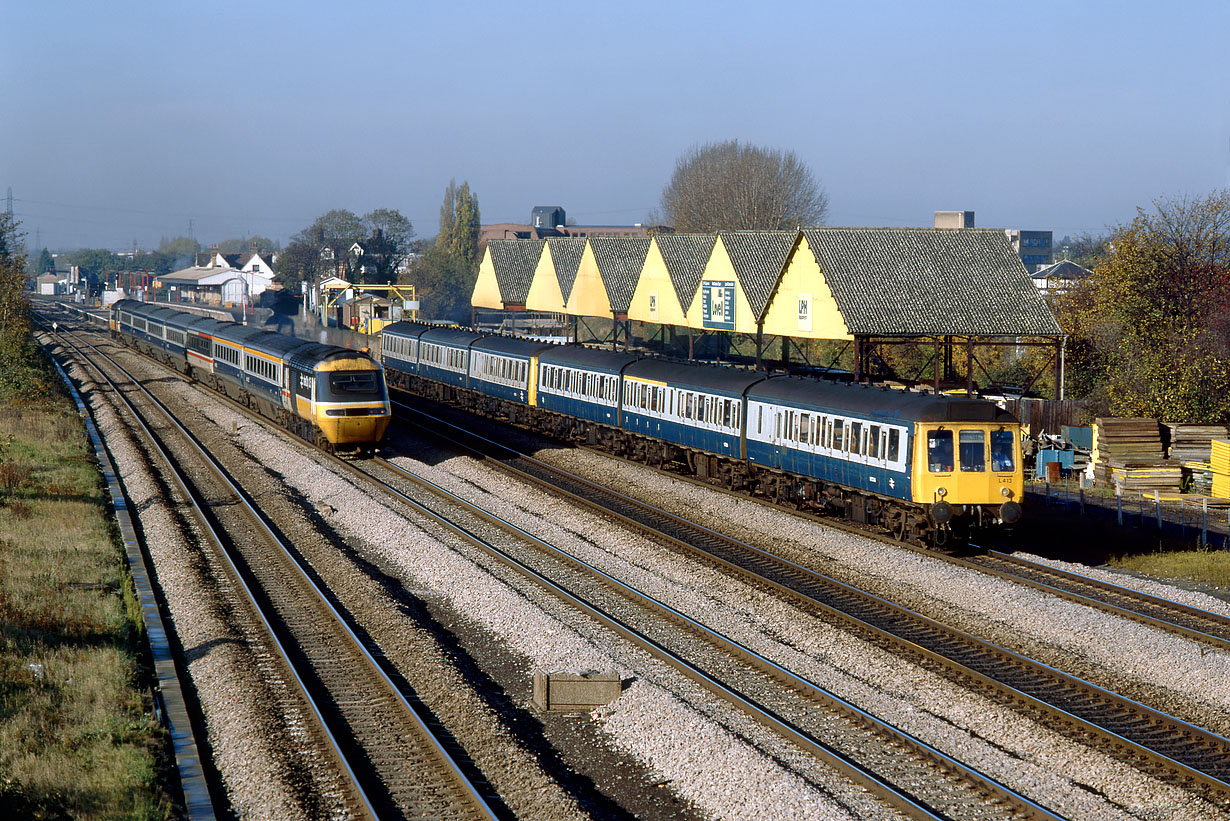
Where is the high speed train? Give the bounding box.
[111,300,390,452]
[380,321,1023,545]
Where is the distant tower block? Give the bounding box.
[934,210,975,229]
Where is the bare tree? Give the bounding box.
[658,140,828,232]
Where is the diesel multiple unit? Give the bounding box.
[111,300,390,451]
[381,322,1023,544]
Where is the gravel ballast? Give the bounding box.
[97,345,1230,819]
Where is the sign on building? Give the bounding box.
[702,281,735,330]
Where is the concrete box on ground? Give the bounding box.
[532,669,621,712]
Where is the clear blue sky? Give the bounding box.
[3,0,1227,252]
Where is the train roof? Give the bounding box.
[284,343,378,371]
[418,326,487,347]
[624,358,768,395]
[470,334,557,358]
[747,376,1018,424]
[537,345,640,374]
[114,300,372,369]
[381,320,432,339]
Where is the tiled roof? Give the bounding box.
[547,238,587,302]
[654,233,717,310]
[487,239,544,304]
[720,231,798,321]
[801,227,1063,336]
[1034,259,1092,280]
[588,236,651,313]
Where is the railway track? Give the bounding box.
[50,310,1058,818]
[48,320,499,820]
[49,302,1230,815]
[965,550,1230,652]
[389,396,1230,805]
[331,450,1061,820]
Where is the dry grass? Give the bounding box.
[0,399,170,818]
[1108,548,1230,589]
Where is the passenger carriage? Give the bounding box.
[620,359,765,466]
[468,335,554,417]
[111,300,390,451]
[535,346,637,429]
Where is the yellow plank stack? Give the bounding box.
[1213,439,1230,499]
[1092,417,1183,492]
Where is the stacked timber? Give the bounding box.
[1213,440,1230,499]
[1166,424,1230,463]
[1093,417,1182,492]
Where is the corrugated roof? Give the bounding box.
[487,239,544,304]
[654,233,717,310]
[547,238,587,302]
[588,236,651,313]
[719,231,798,321]
[801,227,1063,336]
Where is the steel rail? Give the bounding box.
[49,320,498,820]
[390,398,1230,798]
[351,453,1062,821]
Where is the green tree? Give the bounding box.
[657,139,829,231]
[1062,191,1230,422]
[61,248,121,291]
[408,244,473,323]
[157,236,201,268]
[215,235,279,255]
[358,208,415,283]
[435,180,480,268]
[36,248,55,275]
[417,181,480,321]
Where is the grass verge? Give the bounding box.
[0,345,173,819]
[1108,549,1230,590]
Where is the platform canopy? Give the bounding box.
[791,227,1062,337]
[472,238,544,310]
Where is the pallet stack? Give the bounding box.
[1213,439,1230,499]
[1092,417,1183,493]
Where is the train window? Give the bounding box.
[799,413,810,443]
[868,425,880,459]
[927,430,954,472]
[850,422,862,455]
[791,413,800,442]
[331,371,378,393]
[732,404,740,430]
[757,405,763,434]
[991,429,1016,472]
[832,421,844,452]
[724,400,734,429]
[888,429,901,463]
[959,430,986,472]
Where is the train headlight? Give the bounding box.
[929,500,953,524]
[1000,501,1022,524]
[935,487,948,499]
[1000,486,1013,499]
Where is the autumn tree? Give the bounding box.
[1061,191,1230,422]
[657,140,829,231]
[0,214,55,403]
